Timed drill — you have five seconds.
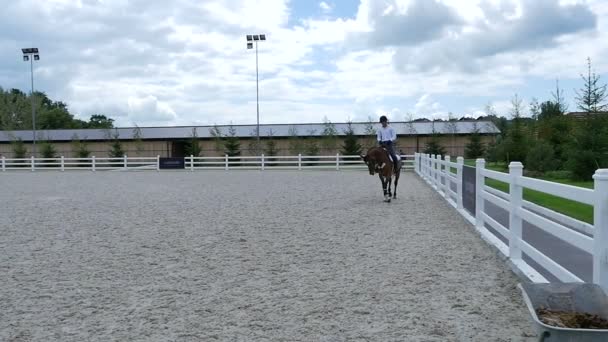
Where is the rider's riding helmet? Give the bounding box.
[379,115,388,123]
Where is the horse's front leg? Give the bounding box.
[387,176,392,198]
[378,174,386,196]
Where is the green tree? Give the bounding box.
[288,126,304,155]
[464,123,485,159]
[184,128,202,157]
[108,129,125,167]
[341,121,362,156]
[320,116,338,153]
[71,134,91,167]
[11,138,27,159]
[264,129,278,166]
[39,140,57,160]
[88,114,115,129]
[209,125,224,155]
[132,125,145,156]
[364,116,377,149]
[526,141,558,174]
[575,57,608,114]
[551,79,569,114]
[423,122,446,157]
[224,125,241,167]
[304,129,319,166]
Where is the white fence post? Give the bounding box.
[123,155,128,169]
[443,156,450,198]
[92,156,96,172]
[225,154,229,171]
[475,159,485,229]
[261,154,265,171]
[593,169,608,291]
[1,156,5,172]
[298,154,302,171]
[509,162,524,260]
[61,156,65,172]
[456,157,464,210]
[433,155,438,189]
[158,155,161,171]
[336,153,340,171]
[31,156,35,172]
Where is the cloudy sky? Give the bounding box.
[1,0,607,127]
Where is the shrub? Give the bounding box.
[544,170,573,180]
[525,141,558,173]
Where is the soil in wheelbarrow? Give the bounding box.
[537,307,608,329]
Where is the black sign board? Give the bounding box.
[462,165,476,216]
[159,157,185,169]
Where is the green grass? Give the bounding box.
[484,176,593,225]
[434,158,594,223]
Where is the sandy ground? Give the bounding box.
[0,171,536,341]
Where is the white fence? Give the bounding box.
[415,153,608,291]
[0,154,416,172]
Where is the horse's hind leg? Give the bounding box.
[393,173,399,199]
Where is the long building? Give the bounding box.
[0,120,499,158]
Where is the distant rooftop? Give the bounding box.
[0,121,500,142]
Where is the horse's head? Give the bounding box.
[360,149,386,175]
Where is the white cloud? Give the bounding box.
[0,0,606,128]
[319,1,332,13]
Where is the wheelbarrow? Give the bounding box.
[518,282,608,341]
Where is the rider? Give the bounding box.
[377,115,399,167]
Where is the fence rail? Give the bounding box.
[1,154,416,172]
[415,152,608,292]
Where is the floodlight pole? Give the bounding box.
[247,34,265,154]
[30,56,36,157]
[22,48,39,157]
[255,40,260,150]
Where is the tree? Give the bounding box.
[223,124,241,157]
[423,122,446,157]
[364,116,377,148]
[320,116,338,154]
[71,134,90,167]
[446,112,459,155]
[38,108,76,129]
[504,94,529,163]
[341,121,362,156]
[552,79,568,114]
[11,138,27,159]
[465,123,485,159]
[40,140,57,160]
[304,129,319,165]
[288,126,304,155]
[108,129,125,166]
[529,98,541,120]
[88,114,114,129]
[575,57,608,114]
[405,112,417,135]
[184,128,202,157]
[132,125,145,156]
[264,129,278,166]
[526,141,558,174]
[209,125,224,155]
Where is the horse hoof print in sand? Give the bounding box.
[361,147,402,202]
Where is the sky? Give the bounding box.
[1,0,607,127]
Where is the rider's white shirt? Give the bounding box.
[377,126,396,142]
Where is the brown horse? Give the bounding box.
[360,147,402,202]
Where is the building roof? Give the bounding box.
[566,111,608,119]
[0,121,499,142]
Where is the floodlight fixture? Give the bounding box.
[247,42,253,49]
[253,35,260,41]
[247,35,253,41]
[260,34,266,41]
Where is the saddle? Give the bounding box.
[381,147,401,164]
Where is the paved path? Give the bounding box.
[1,171,536,341]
